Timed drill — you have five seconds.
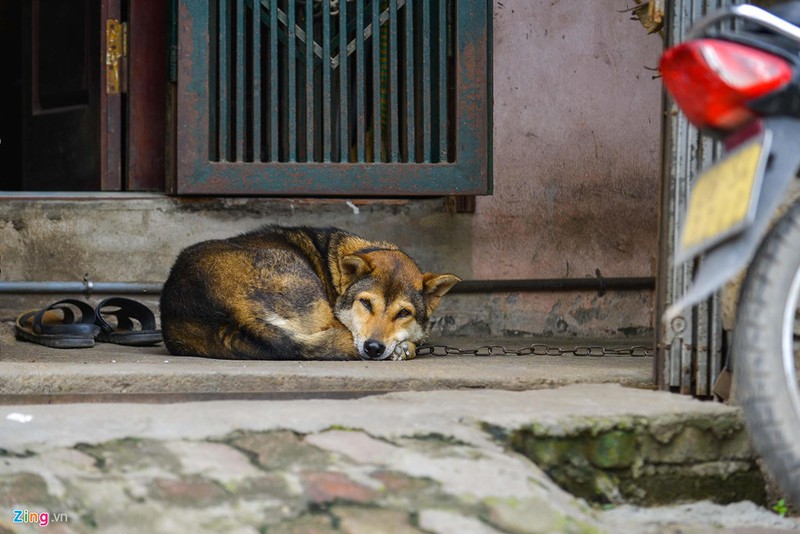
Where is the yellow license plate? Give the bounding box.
[680,132,770,259]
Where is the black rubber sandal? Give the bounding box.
[15,299,100,349]
[94,297,162,346]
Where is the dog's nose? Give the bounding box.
[364,339,386,359]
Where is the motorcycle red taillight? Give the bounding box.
[660,39,793,130]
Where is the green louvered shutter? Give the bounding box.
[174,0,491,195]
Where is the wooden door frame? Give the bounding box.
[101,0,122,190]
[127,0,167,190]
[101,0,167,191]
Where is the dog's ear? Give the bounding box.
[337,254,372,293]
[422,273,461,315]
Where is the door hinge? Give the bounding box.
[106,19,128,95]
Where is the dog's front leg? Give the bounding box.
[296,324,360,360]
[391,341,417,361]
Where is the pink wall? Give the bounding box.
[475,1,662,281]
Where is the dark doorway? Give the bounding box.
[0,0,102,191]
[0,0,167,193]
[21,0,102,190]
[0,1,24,190]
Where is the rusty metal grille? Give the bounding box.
[210,0,453,164]
[176,0,490,195]
[657,0,743,397]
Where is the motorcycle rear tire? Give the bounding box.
[734,199,800,507]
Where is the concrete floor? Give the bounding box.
[1,385,798,533]
[0,321,654,403]
[3,322,800,532]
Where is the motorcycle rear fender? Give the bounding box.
[665,117,800,322]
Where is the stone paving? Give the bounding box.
[0,385,798,533]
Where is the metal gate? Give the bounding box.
[174,0,491,195]
[657,0,742,396]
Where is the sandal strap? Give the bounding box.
[33,299,99,335]
[94,297,157,333]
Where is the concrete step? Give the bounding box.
[0,325,653,402]
[495,396,761,507]
[2,323,790,526]
[0,386,796,533]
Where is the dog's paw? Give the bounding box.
[391,341,416,361]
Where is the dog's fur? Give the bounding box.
[160,226,461,360]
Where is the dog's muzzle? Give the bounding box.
[363,339,388,360]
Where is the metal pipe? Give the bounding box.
[0,277,655,296]
[450,277,655,295]
[0,282,163,295]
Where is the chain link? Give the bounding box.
[416,343,653,357]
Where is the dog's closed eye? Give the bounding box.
[359,298,373,313]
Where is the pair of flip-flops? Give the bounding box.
[15,297,162,349]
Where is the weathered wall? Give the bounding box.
[479,0,661,280]
[0,1,663,339]
[0,197,474,327]
[458,0,663,337]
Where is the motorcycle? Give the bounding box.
[660,3,800,506]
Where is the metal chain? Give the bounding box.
[416,343,653,357]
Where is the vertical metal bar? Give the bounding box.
[236,0,245,161]
[339,0,349,161]
[208,0,219,161]
[389,0,399,161]
[269,0,278,161]
[252,0,262,162]
[404,0,415,162]
[219,0,230,160]
[322,0,332,161]
[356,0,365,161]
[306,0,314,161]
[657,0,736,395]
[709,292,723,392]
[694,133,717,395]
[660,0,680,390]
[288,0,297,161]
[437,0,447,163]
[371,0,382,162]
[678,121,696,395]
[695,297,709,396]
[682,0,707,395]
[421,0,431,162]
[661,0,695,391]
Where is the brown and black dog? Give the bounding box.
[160,226,460,360]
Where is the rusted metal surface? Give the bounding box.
[287,0,297,161]
[270,0,279,161]
[355,0,365,162]
[437,0,447,162]
[656,0,740,396]
[176,0,491,196]
[236,0,246,162]
[404,0,415,162]
[338,0,349,162]
[105,19,124,95]
[389,0,400,161]
[371,0,380,161]
[306,0,314,160]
